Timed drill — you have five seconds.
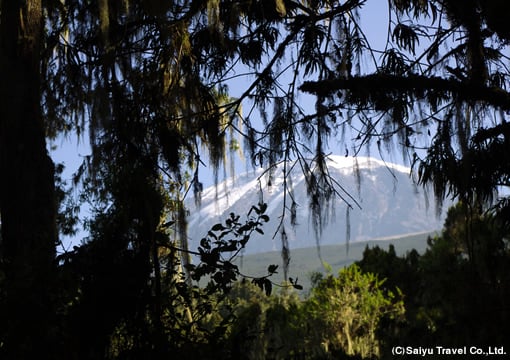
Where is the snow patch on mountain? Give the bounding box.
[186,156,446,254]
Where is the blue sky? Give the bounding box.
[49,2,394,248]
[50,1,391,184]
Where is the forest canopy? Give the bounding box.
[1,0,510,359]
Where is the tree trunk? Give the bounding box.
[0,0,57,358]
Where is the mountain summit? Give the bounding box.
[186,156,445,254]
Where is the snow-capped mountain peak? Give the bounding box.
[186,156,443,254]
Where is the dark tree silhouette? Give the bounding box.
[0,1,58,358]
[1,0,510,358]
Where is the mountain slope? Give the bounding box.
[235,231,435,294]
[186,156,445,254]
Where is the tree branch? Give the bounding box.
[300,74,510,110]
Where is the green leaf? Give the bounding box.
[323,261,333,274]
[238,224,251,233]
[240,235,249,247]
[211,223,226,231]
[259,202,268,214]
[267,264,278,274]
[264,279,272,296]
[200,238,211,249]
[252,278,264,292]
[161,220,175,228]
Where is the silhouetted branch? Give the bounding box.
[300,74,510,110]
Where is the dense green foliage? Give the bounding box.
[1,0,510,358]
[207,263,403,360]
[357,204,510,352]
[305,264,404,358]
